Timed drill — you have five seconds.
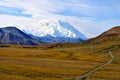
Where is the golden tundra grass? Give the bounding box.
[0,45,105,80]
[86,39,120,80]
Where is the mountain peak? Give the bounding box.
[25,20,87,40]
[58,20,87,39]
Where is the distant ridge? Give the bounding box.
[0,24,87,45]
[86,26,120,43]
[0,26,41,45]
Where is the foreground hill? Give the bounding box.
[87,26,120,44]
[0,27,41,45]
[88,26,120,42]
[83,26,120,80]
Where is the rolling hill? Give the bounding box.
[86,26,120,44]
[83,26,120,80]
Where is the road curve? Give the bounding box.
[75,51,114,80]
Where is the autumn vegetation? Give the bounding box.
[0,34,120,80]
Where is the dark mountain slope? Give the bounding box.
[0,27,41,45]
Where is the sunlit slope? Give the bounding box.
[0,44,105,80]
[85,26,120,80]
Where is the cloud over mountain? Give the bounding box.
[0,0,120,38]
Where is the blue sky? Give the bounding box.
[0,0,120,38]
[0,6,31,17]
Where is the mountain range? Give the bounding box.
[0,19,119,46]
[0,20,87,45]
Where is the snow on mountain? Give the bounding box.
[23,19,87,40]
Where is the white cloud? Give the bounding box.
[0,0,120,38]
[0,14,34,29]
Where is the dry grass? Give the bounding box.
[0,42,119,80]
[85,39,120,80]
[0,44,105,80]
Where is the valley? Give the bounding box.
[0,40,119,80]
[0,0,120,80]
[0,26,120,80]
[0,44,105,80]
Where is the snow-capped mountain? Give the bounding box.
[23,20,87,42]
[0,20,87,44]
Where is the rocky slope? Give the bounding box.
[0,27,41,45]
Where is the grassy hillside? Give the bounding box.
[84,27,120,80]
[85,37,120,80]
[0,44,107,80]
[0,34,120,80]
